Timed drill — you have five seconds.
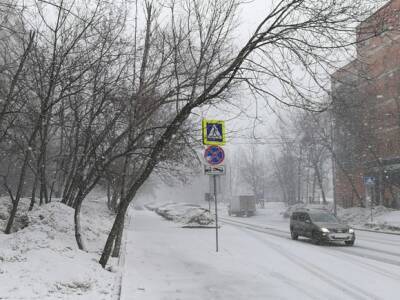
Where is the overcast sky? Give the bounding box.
[200,1,280,147]
[236,0,271,43]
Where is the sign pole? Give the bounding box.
[363,176,375,222]
[213,174,219,252]
[202,119,225,253]
[370,185,373,223]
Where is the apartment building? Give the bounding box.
[332,0,400,208]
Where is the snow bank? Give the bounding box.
[0,191,117,299]
[337,205,400,232]
[150,203,214,226]
[143,201,163,211]
[375,210,400,227]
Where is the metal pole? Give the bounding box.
[333,161,337,216]
[370,185,373,223]
[330,113,337,216]
[331,149,337,216]
[213,174,219,252]
[208,177,211,212]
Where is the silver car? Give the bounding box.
[290,209,355,245]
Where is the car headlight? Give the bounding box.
[349,228,354,234]
[321,228,330,233]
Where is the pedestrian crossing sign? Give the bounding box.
[202,119,226,145]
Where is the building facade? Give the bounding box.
[332,0,400,208]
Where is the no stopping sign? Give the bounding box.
[204,146,225,165]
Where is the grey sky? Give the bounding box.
[237,0,271,43]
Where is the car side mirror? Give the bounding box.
[305,219,311,224]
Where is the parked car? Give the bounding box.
[228,195,256,217]
[290,209,355,245]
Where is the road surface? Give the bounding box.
[120,209,400,300]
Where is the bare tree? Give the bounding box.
[98,0,383,267]
[238,145,267,204]
[0,0,384,266]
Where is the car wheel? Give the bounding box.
[291,230,299,240]
[345,240,354,246]
[312,231,321,245]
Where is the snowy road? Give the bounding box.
[220,216,400,269]
[120,210,400,300]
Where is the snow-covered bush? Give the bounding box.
[153,203,214,225]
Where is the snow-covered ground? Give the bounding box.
[121,208,400,300]
[3,192,400,300]
[0,191,119,299]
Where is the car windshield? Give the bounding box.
[309,212,339,223]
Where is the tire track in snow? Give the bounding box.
[221,218,386,300]
[321,247,400,282]
[237,226,382,300]
[356,245,400,258]
[220,217,400,268]
[355,236,400,248]
[326,246,400,268]
[268,271,330,300]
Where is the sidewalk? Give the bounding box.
[119,210,285,300]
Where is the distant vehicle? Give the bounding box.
[290,209,355,246]
[228,195,256,217]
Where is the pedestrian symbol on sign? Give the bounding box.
[202,119,225,145]
[208,124,222,140]
[363,176,375,186]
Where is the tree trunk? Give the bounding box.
[107,181,112,210]
[62,121,80,204]
[110,188,119,212]
[111,212,125,258]
[5,150,31,233]
[314,163,327,205]
[99,200,129,268]
[306,167,310,204]
[54,102,66,198]
[29,173,39,211]
[37,108,51,205]
[297,147,302,203]
[311,173,316,203]
[49,181,55,203]
[74,195,86,251]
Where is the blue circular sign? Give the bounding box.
[204,146,225,165]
